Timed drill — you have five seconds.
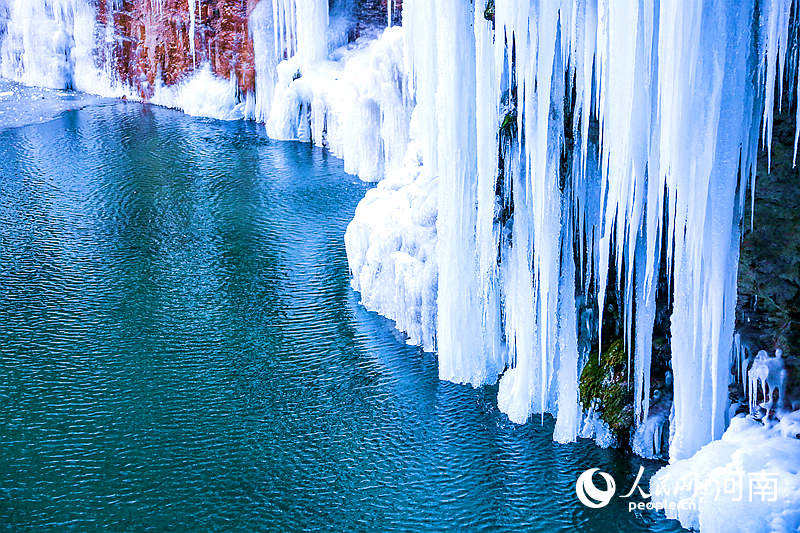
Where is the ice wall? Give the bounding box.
[396,0,798,460]
[0,0,124,95]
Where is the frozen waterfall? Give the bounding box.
[1,0,798,467]
[394,0,799,462]
[0,0,125,96]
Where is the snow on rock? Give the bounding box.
[778,410,800,439]
[650,415,800,532]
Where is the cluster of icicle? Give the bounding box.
[0,0,128,96]
[748,348,796,415]
[399,0,799,461]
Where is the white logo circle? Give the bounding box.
[576,468,617,508]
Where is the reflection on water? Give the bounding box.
[0,104,684,531]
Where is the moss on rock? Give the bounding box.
[499,110,516,141]
[579,339,634,440]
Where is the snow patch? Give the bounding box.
[651,415,800,532]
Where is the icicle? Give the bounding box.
[250,0,277,122]
[432,0,497,385]
[553,196,581,443]
[268,0,328,65]
[760,0,793,169]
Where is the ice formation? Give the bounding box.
[1,0,799,472]
[188,0,197,69]
[344,131,438,351]
[631,393,671,459]
[0,0,127,96]
[748,349,793,415]
[151,63,250,120]
[650,416,800,532]
[579,403,618,449]
[393,0,800,460]
[263,27,411,181]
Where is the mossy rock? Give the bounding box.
[579,339,634,438]
[484,0,495,22]
[499,110,516,141]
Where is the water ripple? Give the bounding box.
[0,104,685,532]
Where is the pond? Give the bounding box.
[0,103,684,531]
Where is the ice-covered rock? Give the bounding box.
[631,397,671,459]
[264,27,411,182]
[579,403,618,449]
[749,349,793,416]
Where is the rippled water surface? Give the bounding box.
[0,104,685,531]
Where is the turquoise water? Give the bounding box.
[0,104,684,531]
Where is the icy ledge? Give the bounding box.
[344,131,438,351]
[650,415,800,532]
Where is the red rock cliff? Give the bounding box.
[92,0,400,99]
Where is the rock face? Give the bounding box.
[91,0,399,98]
[95,0,258,98]
[738,108,800,356]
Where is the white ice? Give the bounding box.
[651,415,800,532]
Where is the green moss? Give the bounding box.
[579,339,634,438]
[499,110,516,141]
